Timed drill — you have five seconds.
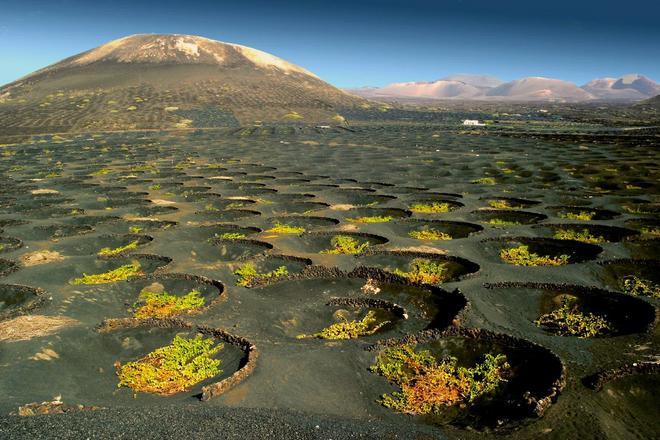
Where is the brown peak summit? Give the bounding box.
[46,34,318,78]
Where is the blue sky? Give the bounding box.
[2,0,659,87]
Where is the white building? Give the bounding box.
[462,119,486,126]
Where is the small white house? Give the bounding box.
[462,119,485,126]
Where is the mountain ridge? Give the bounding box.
[346,74,660,102]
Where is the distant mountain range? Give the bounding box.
[346,74,660,102]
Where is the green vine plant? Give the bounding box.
[500,245,569,266]
[347,215,394,223]
[486,218,521,226]
[559,211,595,221]
[219,232,246,240]
[115,334,223,396]
[234,263,289,286]
[408,229,452,240]
[535,296,610,337]
[97,240,140,257]
[370,344,510,415]
[488,199,523,209]
[133,288,206,318]
[296,310,389,340]
[88,168,112,177]
[553,228,604,244]
[639,227,660,237]
[409,202,451,214]
[620,276,660,299]
[72,261,143,285]
[265,223,306,234]
[471,177,496,185]
[320,235,370,254]
[391,258,449,284]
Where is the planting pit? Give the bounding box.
[394,219,483,241]
[549,206,620,221]
[0,236,23,253]
[408,200,464,214]
[176,224,261,241]
[624,218,660,238]
[0,284,49,321]
[471,209,547,226]
[266,216,339,233]
[598,259,660,299]
[292,298,405,341]
[0,219,29,228]
[231,254,312,287]
[24,318,257,403]
[68,254,171,286]
[324,189,396,206]
[107,219,177,234]
[30,224,94,240]
[268,201,331,215]
[483,237,603,266]
[20,206,86,219]
[483,282,656,337]
[211,238,273,262]
[344,207,411,223]
[535,223,639,243]
[250,274,466,337]
[129,205,178,217]
[357,251,480,285]
[289,231,389,255]
[120,273,225,319]
[367,327,565,428]
[53,234,153,257]
[482,197,541,210]
[196,208,261,222]
[623,237,660,260]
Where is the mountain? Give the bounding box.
[350,76,592,101]
[484,77,593,101]
[636,93,660,109]
[346,75,504,100]
[440,74,504,88]
[373,80,484,99]
[581,74,660,100]
[0,34,364,134]
[613,74,660,96]
[347,74,659,103]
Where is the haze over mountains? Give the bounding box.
[0,34,363,134]
[348,74,660,102]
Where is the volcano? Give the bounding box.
[0,34,364,134]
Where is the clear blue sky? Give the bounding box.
[2,0,659,87]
